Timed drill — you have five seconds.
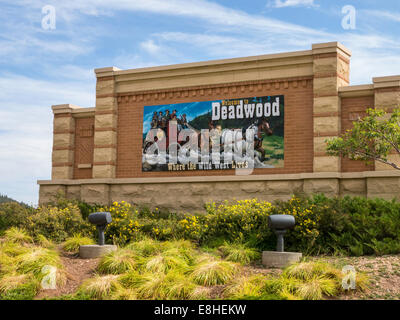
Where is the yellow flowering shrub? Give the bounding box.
[177,215,208,241]
[203,199,274,243]
[26,204,91,242]
[102,201,143,245]
[272,195,321,253]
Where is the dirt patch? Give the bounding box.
[35,251,100,299]
[309,254,400,300]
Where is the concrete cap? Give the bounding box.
[312,41,352,57]
[94,66,121,78]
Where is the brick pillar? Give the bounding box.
[93,67,120,178]
[373,76,400,171]
[312,42,351,172]
[51,104,81,179]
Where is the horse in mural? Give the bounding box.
[142,117,273,164]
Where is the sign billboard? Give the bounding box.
[142,95,284,171]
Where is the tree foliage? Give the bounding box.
[326,108,400,170]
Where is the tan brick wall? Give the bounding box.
[73,117,94,179]
[116,78,314,178]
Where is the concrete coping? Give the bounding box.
[339,84,374,97]
[373,75,400,89]
[52,104,83,114]
[37,170,400,186]
[312,41,351,58]
[95,66,121,78]
[111,49,313,77]
[52,105,94,116]
[94,42,351,80]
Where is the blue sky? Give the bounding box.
[1,0,400,204]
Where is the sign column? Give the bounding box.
[93,67,120,178]
[312,42,351,172]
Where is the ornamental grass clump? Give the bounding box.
[0,241,30,258]
[218,242,261,265]
[163,272,197,300]
[62,234,95,253]
[264,260,369,300]
[142,252,189,274]
[0,273,36,294]
[134,273,168,299]
[0,273,39,300]
[110,288,137,300]
[283,261,341,281]
[98,248,137,274]
[35,234,55,249]
[132,271,197,300]
[190,260,238,286]
[16,247,61,276]
[126,237,162,257]
[223,274,266,299]
[4,227,33,244]
[79,275,122,299]
[295,276,337,300]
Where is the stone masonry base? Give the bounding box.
[38,171,400,213]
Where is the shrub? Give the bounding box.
[102,202,144,245]
[0,202,34,233]
[63,234,95,253]
[203,199,274,244]
[26,204,92,242]
[29,194,400,256]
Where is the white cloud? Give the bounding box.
[270,0,316,8]
[363,10,400,22]
[140,40,161,55]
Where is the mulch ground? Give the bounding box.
[35,251,99,299]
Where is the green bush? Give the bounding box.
[2,193,400,256]
[26,204,93,242]
[0,202,34,233]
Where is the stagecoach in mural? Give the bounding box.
[141,96,284,172]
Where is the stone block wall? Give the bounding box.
[38,172,400,212]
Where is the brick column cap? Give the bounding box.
[312,41,352,58]
[52,104,83,114]
[95,67,121,78]
[373,75,400,89]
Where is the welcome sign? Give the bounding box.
[142,95,284,172]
